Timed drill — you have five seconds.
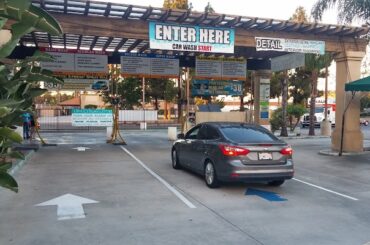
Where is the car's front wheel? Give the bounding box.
[204,161,219,188]
[268,180,285,186]
[171,149,181,169]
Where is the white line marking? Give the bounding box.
[120,146,196,209]
[293,178,359,201]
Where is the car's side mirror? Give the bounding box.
[177,133,185,139]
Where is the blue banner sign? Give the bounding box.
[192,80,242,96]
[149,22,235,54]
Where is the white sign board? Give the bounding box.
[271,53,305,72]
[256,37,325,55]
[40,50,75,72]
[121,54,151,76]
[72,109,113,127]
[75,53,108,73]
[195,57,246,81]
[40,48,108,79]
[120,53,179,78]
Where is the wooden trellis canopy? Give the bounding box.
[13,0,370,59]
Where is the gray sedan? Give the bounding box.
[171,122,294,188]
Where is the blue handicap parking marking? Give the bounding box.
[245,188,287,202]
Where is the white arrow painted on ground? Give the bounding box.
[36,194,99,220]
[72,147,90,152]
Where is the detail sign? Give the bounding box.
[120,53,179,78]
[195,57,246,81]
[149,22,235,53]
[255,37,325,55]
[192,80,243,96]
[72,109,113,127]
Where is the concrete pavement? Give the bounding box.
[1,130,370,245]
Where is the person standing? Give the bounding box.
[22,112,31,140]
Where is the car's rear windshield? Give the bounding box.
[220,126,278,143]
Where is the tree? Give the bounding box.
[163,0,189,9]
[147,79,177,119]
[311,0,370,23]
[291,6,309,22]
[117,78,142,110]
[305,53,332,136]
[289,69,311,105]
[270,72,289,136]
[147,78,167,110]
[163,80,178,119]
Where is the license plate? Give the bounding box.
[258,152,272,160]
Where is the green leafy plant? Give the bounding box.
[270,104,307,133]
[287,104,307,131]
[0,0,63,192]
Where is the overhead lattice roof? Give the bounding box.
[19,0,369,56]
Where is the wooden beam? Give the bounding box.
[64,0,68,14]
[138,43,149,53]
[104,3,112,17]
[40,0,45,9]
[47,33,52,48]
[84,1,90,16]
[225,16,241,27]
[122,5,132,19]
[103,37,113,50]
[242,18,257,28]
[177,10,190,23]
[77,35,82,49]
[32,32,39,47]
[126,39,142,52]
[90,36,99,50]
[210,14,225,26]
[193,13,207,25]
[141,7,153,20]
[115,38,128,51]
[160,9,171,21]
[63,33,67,48]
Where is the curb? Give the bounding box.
[8,150,35,176]
[319,149,370,156]
[277,135,331,140]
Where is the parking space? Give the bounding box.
[1,130,370,245]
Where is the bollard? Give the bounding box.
[168,127,177,141]
[140,122,147,130]
[106,126,113,140]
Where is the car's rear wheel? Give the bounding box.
[171,149,181,169]
[204,161,219,188]
[268,180,285,186]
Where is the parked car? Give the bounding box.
[171,122,294,188]
[91,80,108,90]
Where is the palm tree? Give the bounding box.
[311,0,370,23]
[305,53,332,136]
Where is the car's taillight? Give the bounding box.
[219,145,250,156]
[280,147,293,156]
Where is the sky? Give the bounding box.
[98,0,342,26]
